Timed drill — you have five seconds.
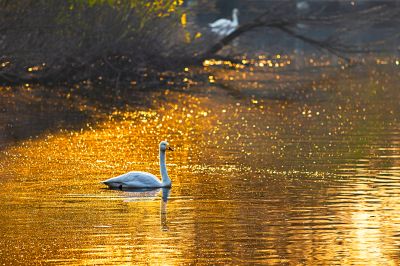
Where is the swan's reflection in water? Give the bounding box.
[160,188,170,231]
[109,187,171,231]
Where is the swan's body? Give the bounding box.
[101,141,173,189]
[103,171,164,189]
[209,8,239,37]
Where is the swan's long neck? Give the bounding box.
[160,150,171,187]
[232,11,238,25]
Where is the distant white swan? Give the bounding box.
[101,141,173,189]
[209,8,239,37]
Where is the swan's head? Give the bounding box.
[233,8,239,15]
[160,141,173,152]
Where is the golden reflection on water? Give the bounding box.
[0,66,400,265]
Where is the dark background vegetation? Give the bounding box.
[0,0,399,87]
[0,0,195,85]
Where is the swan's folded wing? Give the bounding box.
[102,171,162,188]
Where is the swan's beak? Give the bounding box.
[168,146,174,151]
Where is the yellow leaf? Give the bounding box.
[181,13,187,27]
[194,32,202,39]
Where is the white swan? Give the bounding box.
[101,141,173,189]
[209,8,239,37]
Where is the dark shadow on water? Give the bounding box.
[0,84,154,150]
[0,86,92,150]
[1,109,91,148]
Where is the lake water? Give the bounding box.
[0,63,399,265]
